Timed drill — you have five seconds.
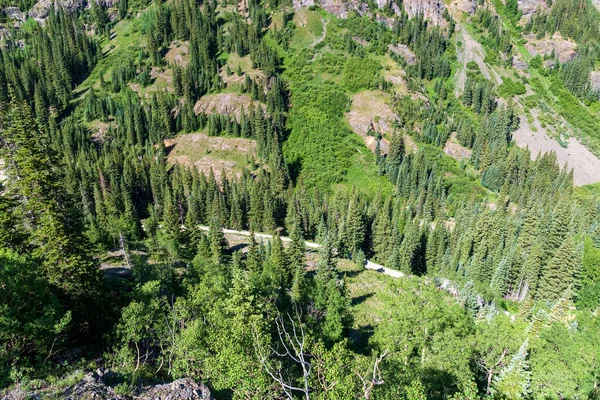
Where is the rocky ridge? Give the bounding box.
[292,0,448,26]
[1,370,213,400]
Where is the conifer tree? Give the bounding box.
[537,238,580,301]
[492,339,531,398]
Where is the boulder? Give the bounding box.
[388,43,417,65]
[518,0,548,20]
[543,59,556,69]
[136,378,213,400]
[4,7,26,21]
[512,56,528,70]
[590,71,600,92]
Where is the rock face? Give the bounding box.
[29,0,85,20]
[137,378,213,400]
[28,0,115,21]
[449,0,476,15]
[518,0,548,20]
[402,0,447,25]
[63,370,126,400]
[1,370,213,400]
[388,43,417,64]
[590,71,600,92]
[512,56,528,70]
[4,7,26,21]
[524,32,577,63]
[292,0,447,25]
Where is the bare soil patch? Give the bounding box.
[165,41,190,67]
[444,132,472,160]
[379,54,408,93]
[165,133,258,180]
[512,109,600,186]
[454,25,502,95]
[194,93,265,121]
[346,90,397,153]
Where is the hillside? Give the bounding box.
[1,0,600,398]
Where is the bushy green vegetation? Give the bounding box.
[498,77,526,98]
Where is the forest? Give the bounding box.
[1,0,600,398]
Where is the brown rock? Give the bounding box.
[590,71,600,92]
[137,378,213,400]
[388,43,417,65]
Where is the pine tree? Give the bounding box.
[344,192,365,254]
[2,96,102,330]
[492,339,531,398]
[537,238,580,301]
[208,216,227,265]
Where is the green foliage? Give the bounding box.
[0,249,66,386]
[498,78,526,98]
[342,57,382,92]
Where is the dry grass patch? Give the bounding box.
[220,54,265,87]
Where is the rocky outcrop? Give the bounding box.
[524,32,577,63]
[448,0,476,15]
[292,0,447,25]
[137,378,213,400]
[4,7,26,21]
[590,71,600,92]
[29,0,85,20]
[1,370,213,400]
[292,0,314,10]
[543,59,556,69]
[29,0,116,21]
[388,43,417,64]
[518,0,548,20]
[402,0,447,25]
[512,56,528,70]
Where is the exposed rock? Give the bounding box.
[518,0,548,20]
[29,0,115,21]
[136,378,213,400]
[402,0,447,26]
[293,0,447,25]
[590,71,600,92]
[4,7,26,21]
[388,43,417,65]
[292,0,314,10]
[2,371,213,400]
[0,27,10,41]
[352,36,369,46]
[449,0,476,15]
[512,56,528,70]
[321,0,369,19]
[444,132,472,160]
[63,370,126,400]
[543,59,556,69]
[524,32,577,63]
[194,93,265,121]
[29,0,85,20]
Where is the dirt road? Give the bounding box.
[197,225,405,278]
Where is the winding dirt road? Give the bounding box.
[197,225,405,278]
